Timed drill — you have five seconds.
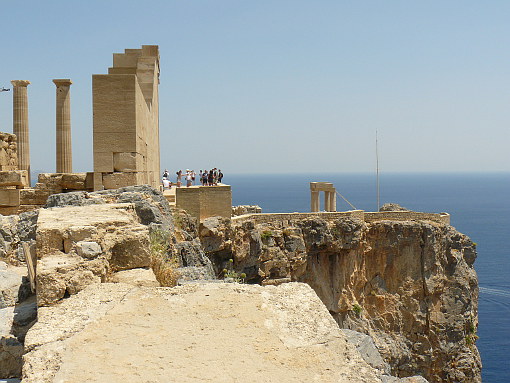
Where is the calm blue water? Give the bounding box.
[229,172,510,383]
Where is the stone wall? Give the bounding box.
[365,211,450,225]
[92,45,160,190]
[232,210,450,226]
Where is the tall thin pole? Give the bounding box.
[376,130,380,211]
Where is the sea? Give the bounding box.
[229,172,510,383]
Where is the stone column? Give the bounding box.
[330,191,337,212]
[311,191,320,212]
[324,191,331,212]
[11,80,31,184]
[53,79,73,173]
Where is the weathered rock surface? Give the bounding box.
[0,261,35,379]
[379,203,410,212]
[109,268,159,287]
[23,282,389,383]
[201,215,480,383]
[35,186,214,305]
[0,263,27,309]
[232,204,262,216]
[35,204,145,305]
[2,186,210,377]
[342,328,391,374]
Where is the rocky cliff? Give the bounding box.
[200,215,481,382]
[0,187,480,382]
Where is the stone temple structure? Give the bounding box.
[0,45,233,220]
[92,45,161,190]
[310,182,337,212]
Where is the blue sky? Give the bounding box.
[1,1,509,174]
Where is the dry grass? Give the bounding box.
[149,229,180,287]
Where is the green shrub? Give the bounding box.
[222,258,246,283]
[352,304,362,316]
[261,230,273,240]
[465,316,479,346]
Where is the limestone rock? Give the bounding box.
[60,173,87,190]
[379,203,410,212]
[36,255,107,306]
[109,268,159,287]
[0,215,20,264]
[343,329,391,374]
[0,171,29,188]
[109,229,150,271]
[199,216,232,257]
[0,264,24,309]
[231,205,262,216]
[202,215,481,382]
[11,298,37,340]
[35,187,213,305]
[75,241,102,259]
[44,191,104,208]
[381,376,429,383]
[19,189,51,206]
[0,334,23,378]
[0,297,36,379]
[22,282,386,383]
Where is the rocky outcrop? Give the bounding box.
[232,205,262,216]
[1,186,214,378]
[200,215,480,383]
[34,186,214,305]
[379,203,410,212]
[23,281,414,383]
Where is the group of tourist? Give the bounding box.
[161,168,224,189]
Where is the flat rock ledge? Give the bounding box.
[23,282,389,383]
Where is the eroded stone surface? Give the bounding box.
[35,187,214,305]
[109,268,159,287]
[23,282,387,383]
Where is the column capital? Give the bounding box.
[53,79,73,86]
[10,80,30,87]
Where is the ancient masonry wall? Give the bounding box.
[232,210,450,226]
[93,45,160,190]
[176,186,232,221]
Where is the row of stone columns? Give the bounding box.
[310,190,336,212]
[9,79,73,181]
[324,191,336,212]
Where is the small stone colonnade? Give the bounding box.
[10,79,74,183]
[310,182,336,212]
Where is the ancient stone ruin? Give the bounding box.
[0,46,163,216]
[92,45,161,190]
[310,181,337,212]
[0,45,480,383]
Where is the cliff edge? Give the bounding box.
[0,187,480,382]
[201,214,481,382]
[23,282,388,383]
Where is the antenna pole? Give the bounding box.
[376,130,380,211]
